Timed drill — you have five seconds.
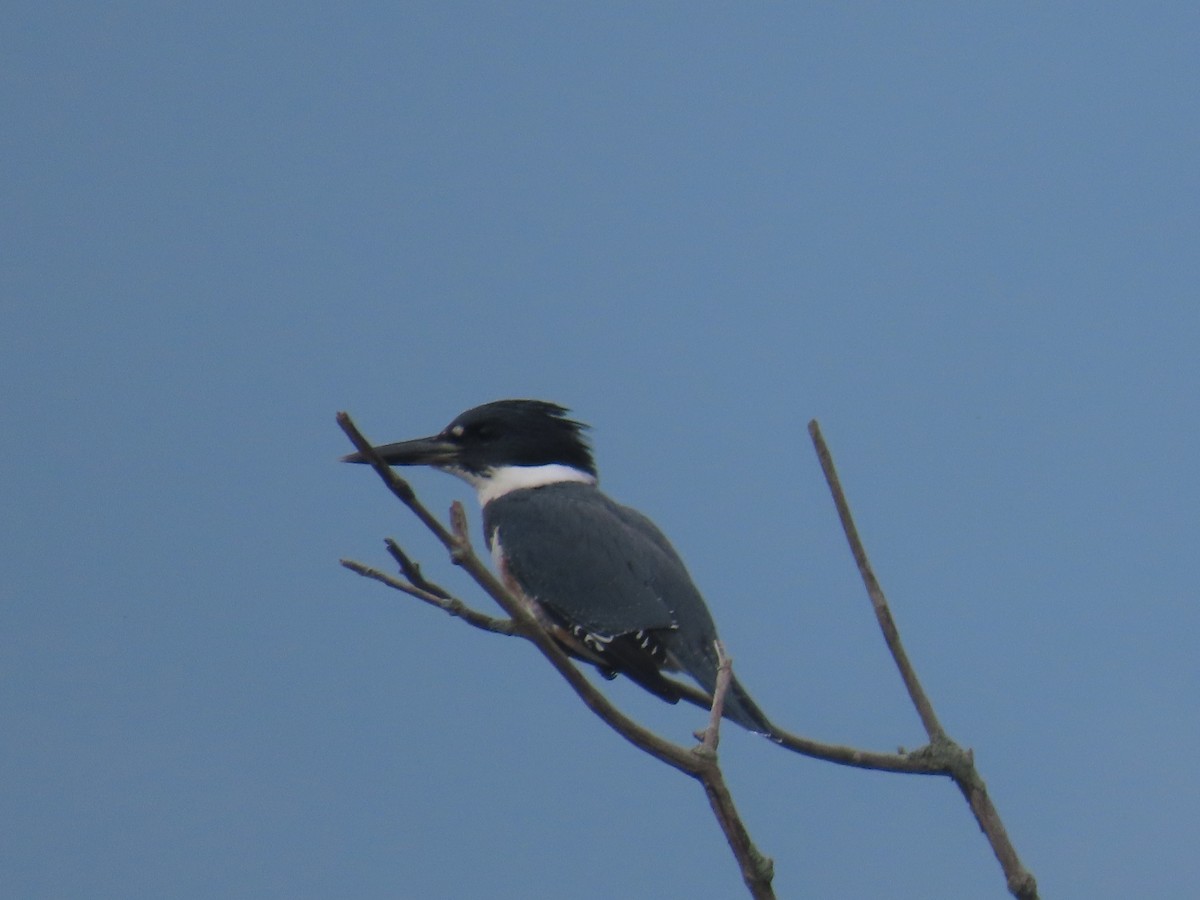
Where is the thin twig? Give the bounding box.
[807,419,1039,900]
[699,641,732,753]
[340,557,517,636]
[768,726,946,773]
[807,421,943,740]
[385,538,453,600]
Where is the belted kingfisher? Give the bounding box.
[344,399,775,736]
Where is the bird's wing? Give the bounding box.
[483,482,775,735]
[482,483,686,637]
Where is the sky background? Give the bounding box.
[3,4,1197,898]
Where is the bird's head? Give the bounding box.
[342,400,598,496]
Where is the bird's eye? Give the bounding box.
[447,421,499,442]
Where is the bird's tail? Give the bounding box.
[668,634,778,738]
[684,639,777,738]
[722,674,777,738]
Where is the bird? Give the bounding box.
[343,399,775,736]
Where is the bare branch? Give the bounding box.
[807,419,1039,900]
[340,556,517,636]
[769,726,947,774]
[698,641,733,753]
[337,412,458,547]
[385,538,453,600]
[807,420,943,740]
[695,752,776,899]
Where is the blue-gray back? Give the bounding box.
[482,482,718,642]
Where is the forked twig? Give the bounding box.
[339,557,518,636]
[384,539,453,600]
[807,420,1038,900]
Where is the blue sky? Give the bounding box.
[3,4,1197,898]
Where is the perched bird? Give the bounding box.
[344,399,775,736]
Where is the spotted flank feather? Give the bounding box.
[565,623,682,703]
[633,629,669,665]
